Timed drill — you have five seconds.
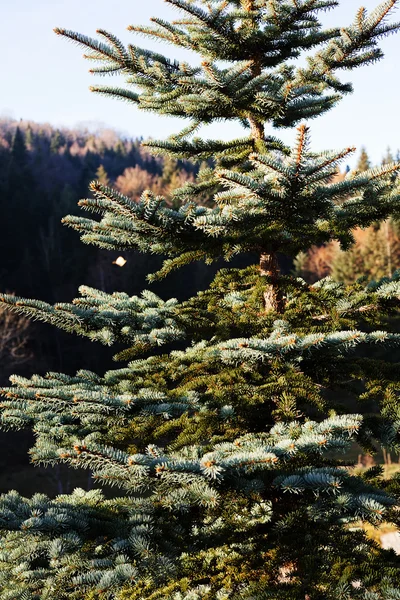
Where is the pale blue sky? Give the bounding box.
[1,0,399,165]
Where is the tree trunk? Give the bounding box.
[247,54,283,313]
[260,253,284,313]
[248,116,264,141]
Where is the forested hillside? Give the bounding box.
[0,120,199,298]
[0,119,207,380]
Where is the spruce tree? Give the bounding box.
[96,164,111,187]
[8,127,28,172]
[50,130,65,154]
[2,2,400,599]
[383,146,395,166]
[25,125,34,150]
[356,146,372,173]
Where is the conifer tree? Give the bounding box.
[8,127,28,172]
[356,146,372,173]
[50,129,65,154]
[25,125,34,149]
[96,163,111,187]
[2,2,400,599]
[383,146,395,165]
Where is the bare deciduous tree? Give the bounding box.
[0,299,32,373]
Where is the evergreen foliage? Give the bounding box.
[96,164,111,187]
[1,1,400,598]
[356,147,372,173]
